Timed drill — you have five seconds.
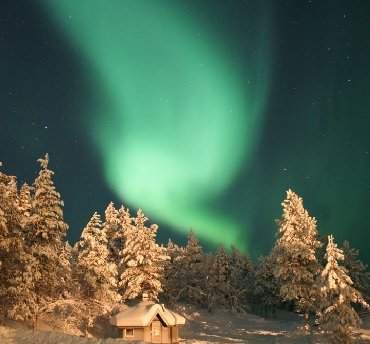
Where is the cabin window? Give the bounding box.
[125,328,134,337]
[153,328,160,336]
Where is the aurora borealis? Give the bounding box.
[1,1,370,262]
[41,0,271,250]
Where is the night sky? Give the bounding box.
[1,1,369,264]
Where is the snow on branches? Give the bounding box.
[273,189,322,331]
[319,235,369,344]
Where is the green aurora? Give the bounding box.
[42,1,271,250]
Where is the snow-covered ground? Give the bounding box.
[1,306,369,343]
[180,306,370,343]
[0,326,129,344]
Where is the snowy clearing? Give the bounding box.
[1,306,369,344]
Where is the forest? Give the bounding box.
[0,154,369,344]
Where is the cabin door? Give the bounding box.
[151,320,162,343]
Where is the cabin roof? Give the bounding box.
[110,301,186,327]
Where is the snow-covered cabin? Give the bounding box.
[110,294,186,343]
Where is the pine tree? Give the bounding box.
[24,154,69,327]
[166,239,184,263]
[17,183,32,231]
[195,247,226,312]
[212,244,231,308]
[184,230,203,283]
[102,202,120,260]
[58,241,74,298]
[319,235,369,344]
[254,251,280,318]
[0,190,9,319]
[342,240,370,305]
[0,168,14,305]
[119,209,169,302]
[6,247,39,326]
[199,251,217,311]
[316,233,328,268]
[163,239,185,305]
[29,154,68,244]
[0,169,24,320]
[179,230,204,304]
[0,171,20,244]
[76,212,120,302]
[0,167,38,325]
[229,246,254,313]
[273,189,322,331]
[103,204,133,297]
[114,205,132,266]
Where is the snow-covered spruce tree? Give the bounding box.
[119,209,169,302]
[319,235,369,344]
[193,245,253,313]
[7,179,39,324]
[0,168,15,308]
[102,202,120,261]
[178,230,204,304]
[76,212,120,302]
[59,241,75,293]
[101,204,133,298]
[0,169,24,320]
[163,239,185,305]
[50,241,94,334]
[229,246,255,313]
[65,240,82,297]
[273,189,322,331]
[316,233,329,268]
[198,251,218,311]
[30,154,68,247]
[254,251,280,318]
[211,244,232,308]
[0,167,41,326]
[114,205,132,265]
[185,230,204,280]
[23,154,69,327]
[17,183,32,231]
[0,170,21,242]
[194,246,229,312]
[342,240,370,305]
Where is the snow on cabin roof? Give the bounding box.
[110,301,186,327]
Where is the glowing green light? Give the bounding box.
[42,1,270,250]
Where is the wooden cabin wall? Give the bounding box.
[119,327,144,340]
[143,326,151,342]
[131,328,144,340]
[171,326,179,343]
